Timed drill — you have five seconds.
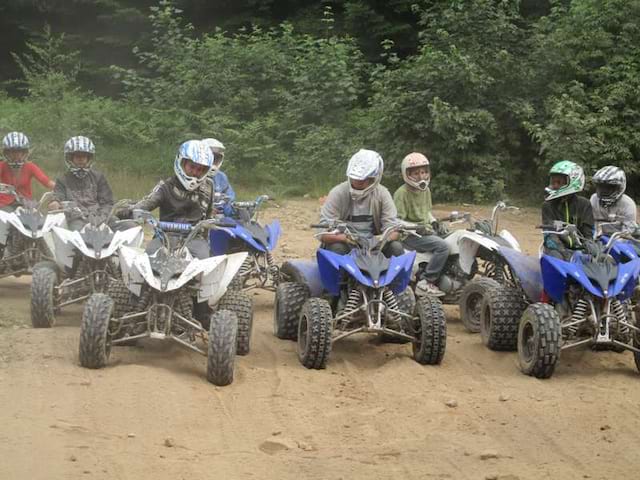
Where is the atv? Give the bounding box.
[0,184,65,279]
[274,222,446,369]
[30,200,143,328]
[478,223,640,378]
[78,213,251,386]
[209,194,282,291]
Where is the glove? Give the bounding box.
[416,225,430,236]
[432,221,449,236]
[115,207,133,220]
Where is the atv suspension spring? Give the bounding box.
[344,289,362,314]
[237,256,253,277]
[382,289,399,314]
[266,252,279,280]
[567,299,589,336]
[610,299,629,338]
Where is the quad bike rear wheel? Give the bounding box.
[217,290,254,355]
[480,285,527,351]
[206,310,238,386]
[459,277,501,333]
[30,261,59,328]
[517,302,560,378]
[412,296,447,365]
[79,293,114,369]
[297,298,333,369]
[274,282,309,340]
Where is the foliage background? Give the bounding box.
[1,0,639,202]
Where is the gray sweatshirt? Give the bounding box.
[320,181,399,238]
[590,193,637,234]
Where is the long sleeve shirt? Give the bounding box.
[0,161,52,206]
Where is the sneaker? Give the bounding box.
[416,279,445,297]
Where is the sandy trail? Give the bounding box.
[1,199,640,480]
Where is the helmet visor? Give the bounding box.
[181,158,209,178]
[596,183,618,197]
[548,173,569,191]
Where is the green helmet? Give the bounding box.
[545,160,585,201]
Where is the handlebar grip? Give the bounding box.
[537,225,555,230]
[310,224,329,229]
[233,201,255,208]
[158,221,192,233]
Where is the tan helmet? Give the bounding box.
[401,152,430,190]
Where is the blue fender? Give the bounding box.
[281,259,324,297]
[541,254,603,303]
[317,249,373,296]
[379,251,416,295]
[265,220,281,251]
[601,236,640,263]
[611,258,640,299]
[498,246,543,303]
[209,217,280,255]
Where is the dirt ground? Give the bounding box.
[2,199,640,480]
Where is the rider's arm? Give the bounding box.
[28,163,55,189]
[319,184,348,244]
[132,181,164,213]
[425,188,437,225]
[219,171,236,202]
[578,196,595,240]
[379,187,400,234]
[96,173,115,217]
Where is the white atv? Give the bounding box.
[30,200,143,328]
[0,184,65,279]
[78,213,251,386]
[407,201,522,332]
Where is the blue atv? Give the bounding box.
[273,222,447,369]
[479,223,640,378]
[209,194,282,291]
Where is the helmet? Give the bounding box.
[401,152,430,191]
[545,160,585,201]
[201,138,226,174]
[64,136,96,178]
[174,140,214,191]
[346,149,384,200]
[2,132,30,169]
[593,165,626,208]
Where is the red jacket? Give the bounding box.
[0,161,52,206]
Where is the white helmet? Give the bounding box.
[202,138,226,174]
[174,140,214,191]
[346,149,384,200]
[401,152,430,191]
[2,132,30,169]
[64,136,95,178]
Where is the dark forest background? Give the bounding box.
[1,0,638,200]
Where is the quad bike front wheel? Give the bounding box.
[217,290,254,356]
[517,303,560,378]
[413,296,447,365]
[459,277,501,333]
[206,310,238,386]
[480,285,527,351]
[274,282,309,340]
[79,293,114,369]
[297,298,333,369]
[30,261,59,328]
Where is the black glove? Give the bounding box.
[416,225,430,236]
[432,221,449,236]
[114,207,132,220]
